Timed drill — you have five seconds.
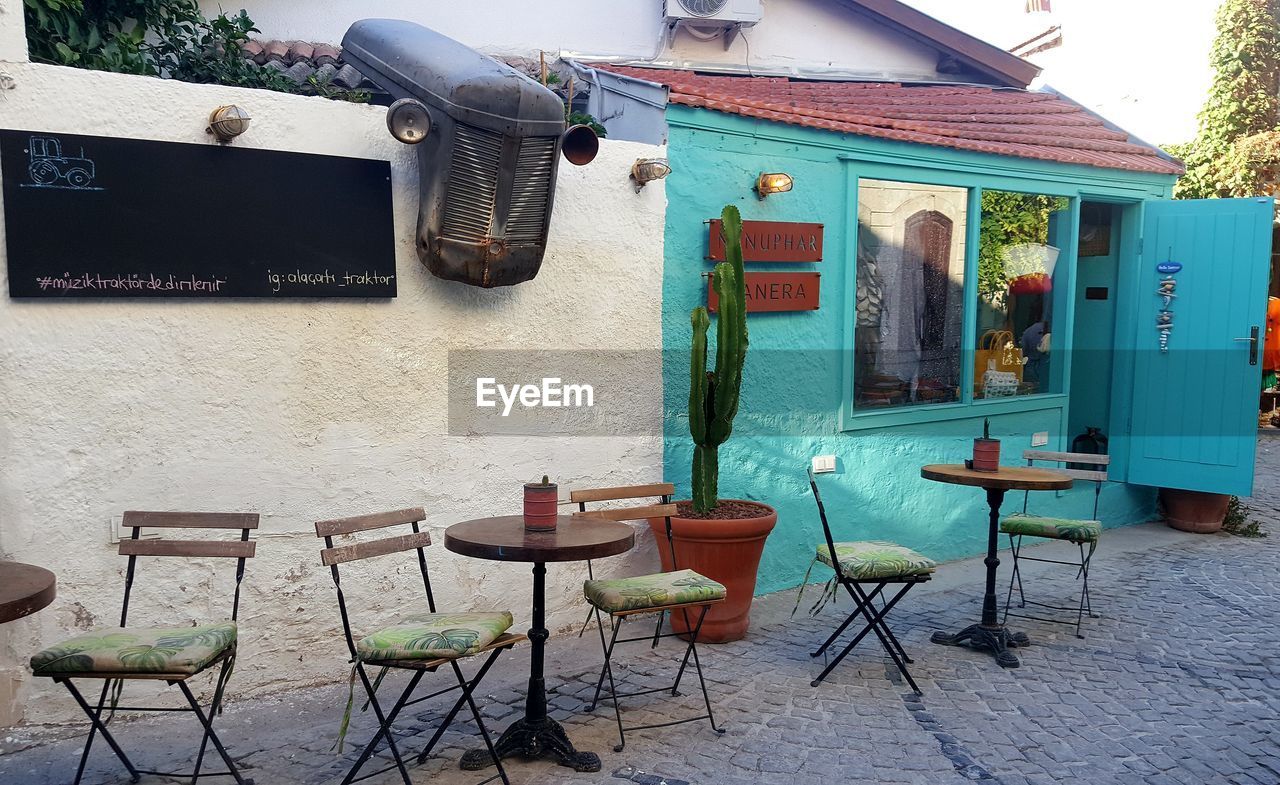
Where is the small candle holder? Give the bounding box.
[523,475,558,531]
[969,418,1001,473]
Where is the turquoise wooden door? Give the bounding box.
[1127,197,1273,495]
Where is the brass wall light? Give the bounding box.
[755,171,793,199]
[206,105,251,143]
[630,158,671,192]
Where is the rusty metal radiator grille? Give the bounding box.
[441,124,503,244]
[506,137,557,244]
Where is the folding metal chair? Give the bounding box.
[1001,450,1109,638]
[314,507,525,785]
[571,483,725,752]
[29,510,258,785]
[805,468,935,693]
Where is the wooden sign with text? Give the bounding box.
[707,219,823,263]
[707,272,820,313]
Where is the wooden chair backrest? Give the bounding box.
[1021,450,1110,482]
[570,483,677,522]
[1021,450,1110,519]
[569,483,675,504]
[571,483,679,567]
[313,507,434,658]
[314,507,431,566]
[119,511,259,559]
[117,510,259,626]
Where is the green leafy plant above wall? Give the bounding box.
[1166,0,1280,198]
[567,111,607,138]
[23,0,369,101]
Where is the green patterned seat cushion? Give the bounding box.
[356,612,513,662]
[30,623,237,676]
[1001,514,1101,543]
[816,541,936,580]
[584,569,726,613]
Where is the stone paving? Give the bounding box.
[3,438,1279,785]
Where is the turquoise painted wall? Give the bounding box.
[661,106,1176,596]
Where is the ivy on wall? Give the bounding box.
[1168,0,1280,198]
[23,0,368,101]
[978,190,1068,300]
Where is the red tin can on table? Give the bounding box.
[524,478,558,531]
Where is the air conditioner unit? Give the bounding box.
[665,0,762,45]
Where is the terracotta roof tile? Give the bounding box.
[596,65,1182,176]
[239,39,382,94]
[260,40,290,63]
[286,41,315,64]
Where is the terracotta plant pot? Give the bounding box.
[1160,488,1230,533]
[648,501,777,643]
[523,480,558,531]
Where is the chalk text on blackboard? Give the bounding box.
[267,268,395,293]
[35,272,226,293]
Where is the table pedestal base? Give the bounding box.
[460,717,601,773]
[931,624,1030,668]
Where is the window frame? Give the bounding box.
[840,163,1081,432]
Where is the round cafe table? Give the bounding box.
[921,464,1072,668]
[445,515,634,772]
[0,561,56,624]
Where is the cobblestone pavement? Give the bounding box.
[3,439,1278,785]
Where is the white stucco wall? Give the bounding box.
[196,0,948,81]
[0,10,667,727]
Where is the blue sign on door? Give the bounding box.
[1156,261,1183,274]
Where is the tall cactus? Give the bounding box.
[689,205,749,513]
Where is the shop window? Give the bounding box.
[854,179,966,409]
[975,190,1070,399]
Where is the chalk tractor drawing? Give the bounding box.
[27,136,96,189]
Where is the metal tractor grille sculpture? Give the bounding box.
[342,20,597,288]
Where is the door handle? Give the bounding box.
[1233,326,1260,365]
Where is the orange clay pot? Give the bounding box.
[1160,488,1230,533]
[648,501,777,643]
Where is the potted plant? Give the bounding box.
[1160,487,1231,533]
[648,204,777,643]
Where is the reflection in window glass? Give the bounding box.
[855,179,967,408]
[975,191,1070,399]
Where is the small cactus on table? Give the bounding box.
[689,205,749,514]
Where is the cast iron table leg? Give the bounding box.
[460,562,601,772]
[930,487,1031,668]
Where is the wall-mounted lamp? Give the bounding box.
[630,158,671,192]
[386,98,432,144]
[206,105,251,143]
[754,171,793,199]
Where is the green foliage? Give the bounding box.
[308,71,372,104]
[1169,0,1280,198]
[1224,495,1268,537]
[689,205,748,513]
[567,111,607,138]
[24,0,177,73]
[977,190,1068,299]
[23,0,367,101]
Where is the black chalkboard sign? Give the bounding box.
[1,130,396,298]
